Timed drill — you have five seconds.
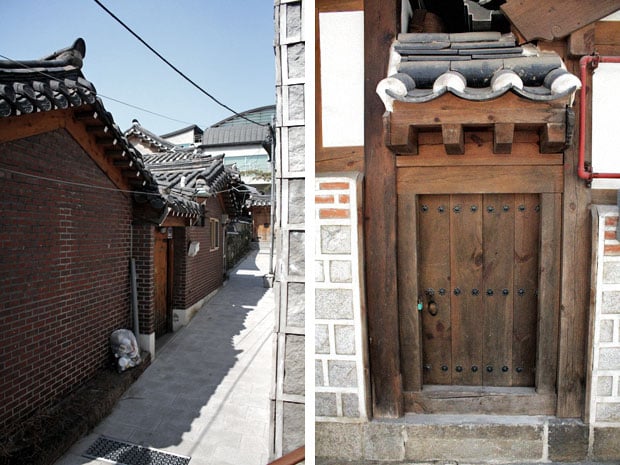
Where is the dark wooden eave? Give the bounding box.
[501,0,620,42]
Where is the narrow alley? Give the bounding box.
[55,249,274,465]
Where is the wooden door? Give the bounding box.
[153,230,170,337]
[417,193,539,387]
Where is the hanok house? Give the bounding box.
[0,38,236,439]
[314,1,620,463]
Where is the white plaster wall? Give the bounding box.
[592,63,620,189]
[319,11,364,147]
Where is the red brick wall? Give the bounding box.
[172,197,224,309]
[0,129,133,432]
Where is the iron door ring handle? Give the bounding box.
[428,300,438,316]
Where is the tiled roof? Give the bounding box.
[0,38,159,193]
[377,31,581,109]
[202,123,271,148]
[142,149,246,218]
[125,120,177,152]
[160,124,203,139]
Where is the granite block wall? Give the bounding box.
[272,0,306,458]
[314,173,369,422]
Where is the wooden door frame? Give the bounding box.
[397,180,562,415]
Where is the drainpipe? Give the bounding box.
[578,55,620,182]
[268,121,277,280]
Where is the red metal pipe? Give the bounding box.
[578,55,620,181]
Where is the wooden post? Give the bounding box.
[364,0,403,418]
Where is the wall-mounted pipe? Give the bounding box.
[578,55,620,182]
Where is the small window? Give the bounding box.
[210,218,220,250]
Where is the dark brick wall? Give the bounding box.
[172,196,224,310]
[0,129,133,432]
[131,222,155,335]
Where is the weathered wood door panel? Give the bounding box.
[416,193,539,387]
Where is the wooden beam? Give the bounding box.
[540,123,566,153]
[442,124,464,155]
[393,93,568,126]
[404,388,556,415]
[501,0,620,42]
[557,56,590,419]
[569,24,596,56]
[398,165,564,194]
[316,146,364,172]
[494,123,515,154]
[537,193,562,394]
[0,109,69,143]
[364,0,403,419]
[385,113,418,155]
[64,109,133,193]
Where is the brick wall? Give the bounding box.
[172,196,224,311]
[314,173,369,421]
[132,222,155,335]
[0,129,133,432]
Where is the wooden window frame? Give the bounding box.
[210,218,220,251]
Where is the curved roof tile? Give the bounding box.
[377,32,581,110]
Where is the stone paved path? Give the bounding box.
[55,250,274,465]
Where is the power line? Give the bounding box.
[91,0,269,128]
[0,52,203,128]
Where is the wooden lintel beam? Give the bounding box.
[540,123,566,154]
[494,123,515,154]
[442,124,464,155]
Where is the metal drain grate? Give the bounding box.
[84,436,191,465]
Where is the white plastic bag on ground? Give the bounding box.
[110,329,141,372]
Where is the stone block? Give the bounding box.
[403,423,543,462]
[592,427,620,461]
[597,376,613,396]
[315,260,325,282]
[329,260,352,283]
[287,231,305,278]
[288,126,305,172]
[316,288,353,319]
[364,421,405,461]
[285,2,302,39]
[599,347,620,370]
[603,261,620,283]
[600,319,614,343]
[286,282,305,328]
[548,418,588,462]
[321,225,351,254]
[288,85,304,121]
[316,392,337,416]
[602,291,620,313]
[287,179,305,224]
[283,335,305,396]
[316,422,363,460]
[327,360,357,388]
[287,43,305,80]
[334,325,356,355]
[315,360,324,386]
[282,401,304,454]
[315,324,330,354]
[596,402,620,422]
[342,393,360,418]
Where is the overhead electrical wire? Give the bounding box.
[91,0,270,127]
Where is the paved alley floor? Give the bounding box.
[55,250,274,465]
